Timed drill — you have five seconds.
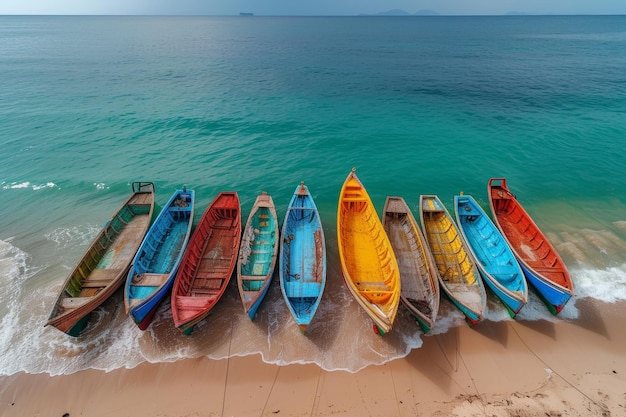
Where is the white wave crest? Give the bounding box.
[1,181,57,190]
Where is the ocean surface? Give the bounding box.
[1,15,626,376]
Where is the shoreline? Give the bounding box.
[1,298,625,416]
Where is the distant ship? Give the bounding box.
[239,12,254,16]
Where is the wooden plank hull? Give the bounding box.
[279,182,327,333]
[171,192,241,335]
[454,194,528,317]
[419,195,486,326]
[382,196,439,334]
[125,188,194,330]
[45,182,155,336]
[488,178,574,314]
[337,169,401,335]
[237,192,278,320]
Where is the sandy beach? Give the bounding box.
[1,298,624,417]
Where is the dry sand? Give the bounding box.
[1,298,625,417]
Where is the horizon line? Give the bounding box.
[1,12,625,17]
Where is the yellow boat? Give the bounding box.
[337,168,401,335]
[419,195,486,325]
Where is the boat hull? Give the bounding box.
[488,178,574,314]
[382,196,439,333]
[125,188,194,330]
[237,192,279,320]
[455,194,528,317]
[45,182,155,336]
[420,195,486,326]
[337,169,401,334]
[279,182,327,332]
[172,192,241,335]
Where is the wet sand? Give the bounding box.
[1,298,625,417]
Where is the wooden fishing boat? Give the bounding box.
[382,196,439,333]
[419,195,486,326]
[337,168,401,335]
[45,182,155,336]
[279,182,327,333]
[454,193,528,317]
[124,187,194,330]
[488,178,574,314]
[237,191,279,320]
[171,192,241,335]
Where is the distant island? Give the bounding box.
[363,9,540,16]
[239,12,253,16]
[364,9,440,16]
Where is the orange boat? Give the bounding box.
[488,178,574,314]
[337,168,400,335]
[171,192,241,335]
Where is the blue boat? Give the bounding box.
[124,187,194,330]
[237,192,279,320]
[279,182,327,333]
[454,194,528,317]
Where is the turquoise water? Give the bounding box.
[1,15,626,375]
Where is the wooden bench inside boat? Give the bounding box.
[132,273,169,286]
[192,277,223,291]
[241,278,266,291]
[82,268,123,288]
[356,281,390,290]
[212,216,236,229]
[175,295,211,309]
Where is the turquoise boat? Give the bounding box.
[454,194,528,317]
[237,192,279,320]
[279,182,327,333]
[124,187,194,330]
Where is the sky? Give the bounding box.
[1,0,625,16]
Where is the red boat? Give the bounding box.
[488,178,574,314]
[171,192,242,334]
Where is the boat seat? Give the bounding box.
[488,265,519,280]
[242,279,265,291]
[360,289,393,303]
[175,295,211,309]
[132,273,169,286]
[82,269,122,287]
[193,278,223,290]
[285,282,320,298]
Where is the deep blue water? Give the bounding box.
[1,15,625,375]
